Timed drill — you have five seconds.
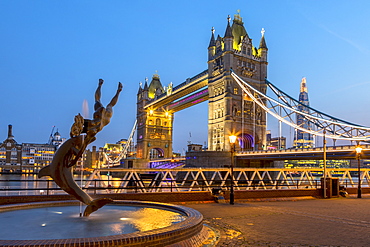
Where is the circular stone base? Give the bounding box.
[0,200,208,247]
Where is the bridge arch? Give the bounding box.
[239,134,254,150]
[149,148,164,159]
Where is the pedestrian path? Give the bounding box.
[183,195,370,247]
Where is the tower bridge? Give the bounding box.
[120,13,370,169]
[134,13,268,168]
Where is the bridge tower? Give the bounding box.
[207,13,268,152]
[136,74,174,168]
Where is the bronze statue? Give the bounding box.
[38,79,122,216]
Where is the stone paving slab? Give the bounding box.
[182,195,370,247]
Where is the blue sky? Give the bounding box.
[1,0,370,153]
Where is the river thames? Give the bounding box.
[0,173,119,196]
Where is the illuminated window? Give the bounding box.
[155,118,161,126]
[234,87,238,94]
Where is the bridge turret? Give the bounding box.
[148,73,164,100]
[208,27,216,60]
[137,78,149,102]
[223,15,233,51]
[137,83,142,94]
[258,28,268,56]
[230,12,249,51]
[143,78,149,95]
[258,28,268,78]
[223,15,234,71]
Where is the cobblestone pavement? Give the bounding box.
[183,195,370,247]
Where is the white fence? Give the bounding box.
[1,168,369,195]
[84,168,370,193]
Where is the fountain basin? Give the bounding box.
[0,200,208,246]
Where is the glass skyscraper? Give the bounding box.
[293,78,314,148]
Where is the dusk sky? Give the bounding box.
[1,0,370,153]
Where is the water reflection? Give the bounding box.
[128,207,185,232]
[0,205,186,240]
[0,174,89,195]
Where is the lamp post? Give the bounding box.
[355,145,362,198]
[229,135,237,205]
[323,130,327,199]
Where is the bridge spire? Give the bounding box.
[224,15,233,38]
[224,15,233,52]
[208,27,216,48]
[259,28,267,49]
[143,77,149,91]
[137,81,143,94]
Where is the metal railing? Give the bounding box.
[1,168,369,195]
[0,178,321,196]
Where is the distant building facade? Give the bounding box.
[266,131,286,149]
[0,125,22,170]
[187,144,203,152]
[0,125,64,173]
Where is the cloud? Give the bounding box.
[320,81,370,96]
[292,3,370,54]
[317,24,370,54]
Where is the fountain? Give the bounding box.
[0,200,208,246]
[0,80,209,246]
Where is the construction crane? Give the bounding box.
[48,126,55,144]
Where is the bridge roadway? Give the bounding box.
[144,69,208,112]
[236,144,370,160]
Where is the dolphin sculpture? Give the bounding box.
[38,135,112,217]
[38,80,122,216]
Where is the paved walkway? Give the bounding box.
[183,195,370,247]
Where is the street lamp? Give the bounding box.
[229,135,237,205]
[323,130,327,199]
[355,145,362,198]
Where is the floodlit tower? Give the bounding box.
[207,12,268,151]
[136,74,174,168]
[293,77,314,148]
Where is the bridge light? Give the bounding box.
[228,134,236,205]
[229,135,237,144]
[355,145,363,198]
